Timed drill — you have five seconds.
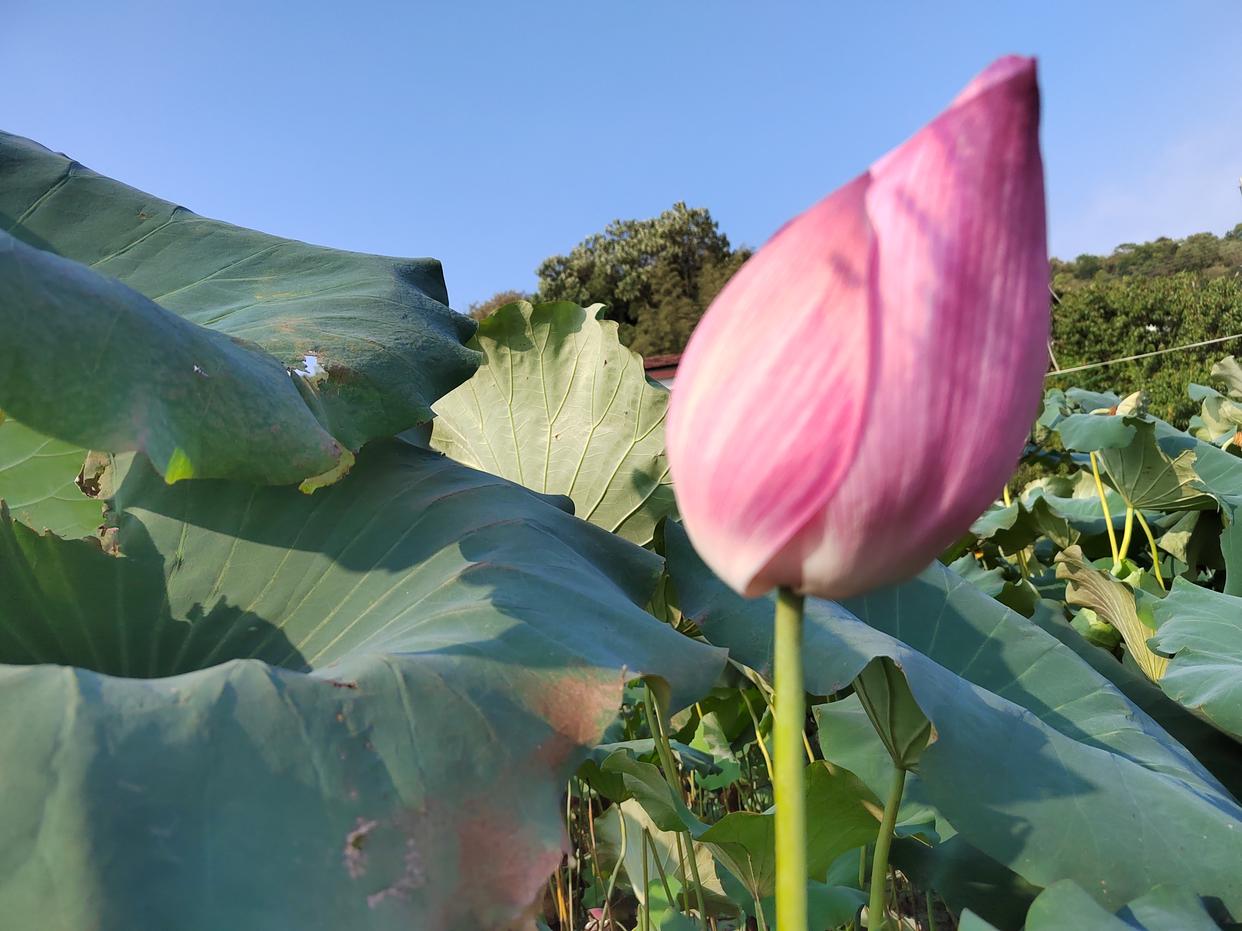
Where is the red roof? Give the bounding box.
[643,353,681,381]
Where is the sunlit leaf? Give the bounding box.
[432,301,675,544]
[0,131,478,486]
[0,415,99,538]
[1151,580,1242,741]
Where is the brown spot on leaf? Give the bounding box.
[456,802,564,927]
[343,817,380,880]
[527,672,620,769]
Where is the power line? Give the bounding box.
[1045,331,1242,378]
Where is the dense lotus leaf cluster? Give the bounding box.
[1,131,1240,930]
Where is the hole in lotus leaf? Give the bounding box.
[295,352,322,378]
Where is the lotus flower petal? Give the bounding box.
[666,174,877,595]
[667,56,1048,599]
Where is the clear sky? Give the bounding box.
[4,2,1241,310]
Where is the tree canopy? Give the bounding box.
[473,208,1242,421]
[535,202,750,357]
[467,288,533,321]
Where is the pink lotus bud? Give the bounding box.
[667,56,1048,599]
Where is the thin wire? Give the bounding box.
[1044,331,1242,379]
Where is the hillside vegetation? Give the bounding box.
[1049,224,1242,423]
[474,211,1242,426]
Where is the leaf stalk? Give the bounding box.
[867,766,907,930]
[1089,451,1121,570]
[774,587,807,931]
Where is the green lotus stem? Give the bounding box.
[740,687,775,783]
[641,827,651,931]
[754,896,770,931]
[644,828,678,924]
[671,832,697,917]
[1001,486,1030,580]
[1089,451,1121,569]
[602,805,627,930]
[1135,510,1166,590]
[1118,506,1136,564]
[926,890,938,931]
[867,766,907,931]
[644,686,709,928]
[565,786,575,928]
[774,587,808,931]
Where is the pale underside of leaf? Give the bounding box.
[432,301,675,545]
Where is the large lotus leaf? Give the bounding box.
[0,230,348,487]
[946,555,1040,619]
[0,443,726,929]
[1212,355,1242,398]
[892,836,1039,931]
[1054,412,1136,451]
[1150,581,1242,742]
[0,131,478,483]
[1027,600,1242,799]
[1034,387,1119,438]
[1183,440,1242,589]
[976,495,1080,551]
[813,694,943,834]
[1187,439,1242,503]
[1187,382,1242,446]
[966,880,1221,931]
[431,301,674,545]
[1057,414,1215,511]
[1022,471,1133,538]
[972,472,1138,559]
[663,521,1242,912]
[0,414,100,538]
[1065,386,1126,413]
[1183,441,1242,594]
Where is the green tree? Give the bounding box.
[536,202,750,355]
[467,288,533,321]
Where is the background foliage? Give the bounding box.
[480,204,1242,431]
[474,202,750,357]
[4,131,1242,931]
[1049,224,1242,424]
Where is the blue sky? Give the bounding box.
[4,2,1241,310]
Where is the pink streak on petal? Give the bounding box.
[763,56,1047,599]
[667,173,878,596]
